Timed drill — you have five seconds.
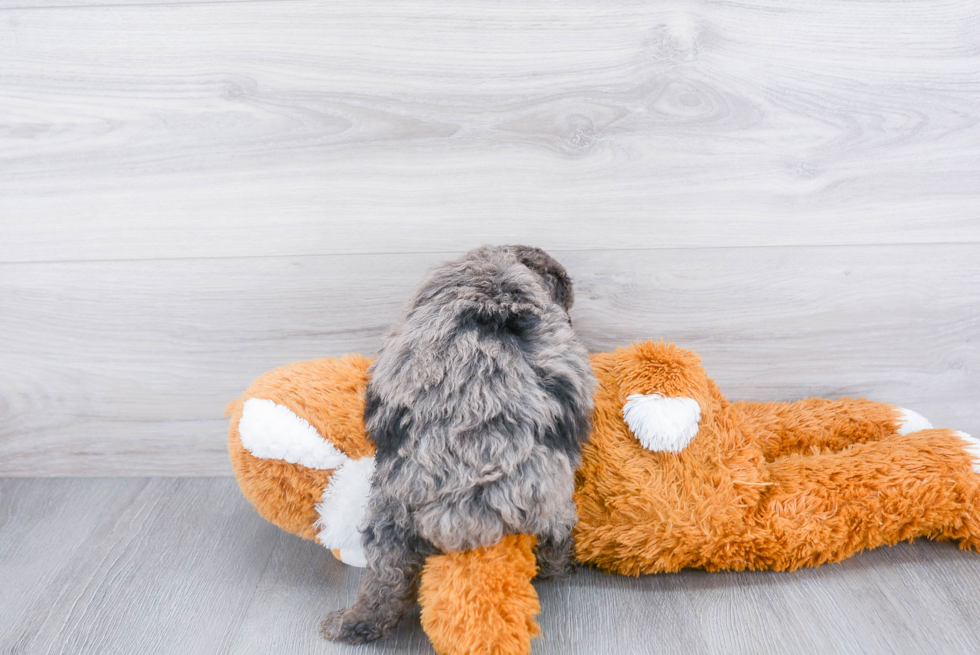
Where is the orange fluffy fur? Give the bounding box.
[419,534,540,655]
[573,343,980,575]
[228,341,980,654]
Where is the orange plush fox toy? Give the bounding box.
[228,341,980,655]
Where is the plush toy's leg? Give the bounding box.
[731,397,914,460]
[419,534,540,655]
[747,429,980,571]
[320,516,430,644]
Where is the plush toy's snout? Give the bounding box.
[227,354,376,566]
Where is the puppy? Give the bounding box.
[320,245,596,644]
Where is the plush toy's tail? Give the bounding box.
[419,534,540,655]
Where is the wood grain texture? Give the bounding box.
[0,478,280,654]
[1,245,976,476]
[1,0,978,263]
[3,478,980,654]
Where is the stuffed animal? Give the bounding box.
[227,341,980,655]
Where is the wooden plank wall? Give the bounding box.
[1,0,977,475]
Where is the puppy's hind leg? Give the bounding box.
[320,515,430,644]
[534,476,578,580]
[533,501,580,580]
[533,531,577,579]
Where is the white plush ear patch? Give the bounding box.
[623,394,701,453]
[315,456,376,553]
[896,407,933,435]
[955,431,980,475]
[238,398,348,470]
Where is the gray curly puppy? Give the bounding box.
[320,245,596,644]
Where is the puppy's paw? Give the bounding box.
[319,608,385,644]
[535,557,577,580]
[318,609,347,641]
[534,535,577,580]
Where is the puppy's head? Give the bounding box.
[504,245,574,312]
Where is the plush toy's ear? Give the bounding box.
[614,341,710,400]
[506,245,574,311]
[623,393,701,452]
[613,342,711,452]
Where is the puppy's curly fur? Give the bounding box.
[321,245,596,644]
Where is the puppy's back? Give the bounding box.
[365,246,595,553]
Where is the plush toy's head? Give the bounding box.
[226,354,376,566]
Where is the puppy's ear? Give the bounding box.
[363,386,411,460]
[506,245,574,312]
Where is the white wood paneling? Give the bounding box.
[1,245,976,475]
[0,0,977,474]
[1,0,978,263]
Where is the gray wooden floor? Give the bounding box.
[3,477,980,655]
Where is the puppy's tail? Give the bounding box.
[419,534,540,655]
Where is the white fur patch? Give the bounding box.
[955,431,980,475]
[315,456,376,552]
[237,398,372,567]
[623,394,701,453]
[896,407,933,435]
[238,398,347,470]
[337,548,368,568]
